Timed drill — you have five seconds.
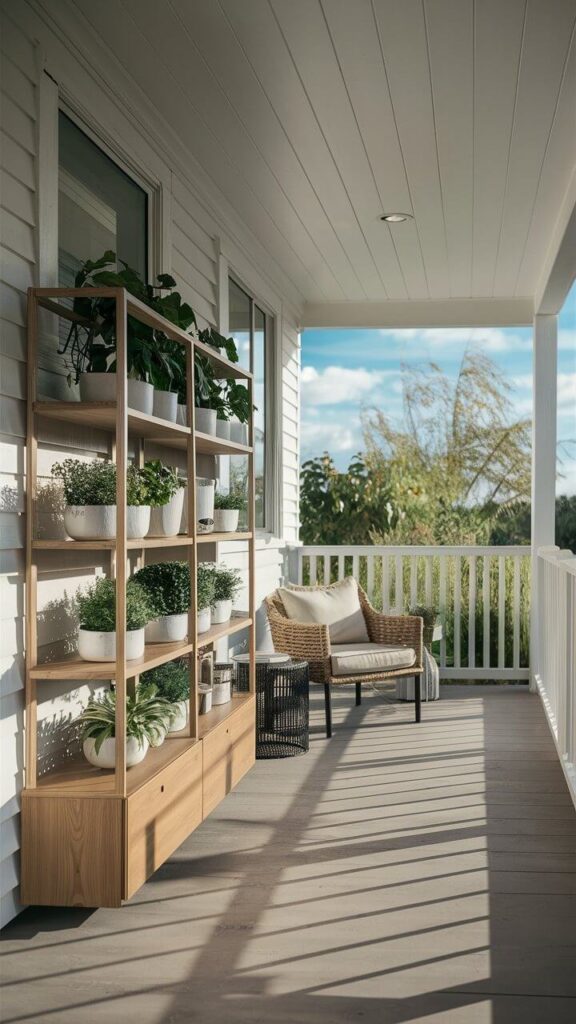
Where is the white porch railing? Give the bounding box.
[286,545,531,681]
[534,546,576,806]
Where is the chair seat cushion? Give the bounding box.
[277,577,369,643]
[330,642,416,677]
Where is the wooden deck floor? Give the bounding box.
[2,685,576,1024]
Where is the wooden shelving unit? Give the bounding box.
[21,286,256,908]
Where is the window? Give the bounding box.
[228,278,273,530]
[58,111,148,285]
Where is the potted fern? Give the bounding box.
[213,491,246,533]
[133,561,190,643]
[51,458,152,540]
[75,577,154,661]
[140,460,185,538]
[79,685,174,769]
[142,660,189,732]
[197,562,215,634]
[211,564,243,624]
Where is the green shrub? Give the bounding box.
[214,491,246,511]
[76,577,154,631]
[212,564,243,603]
[139,460,184,507]
[133,561,190,616]
[197,562,216,611]
[141,660,189,703]
[52,458,151,506]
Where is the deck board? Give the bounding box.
[2,685,575,1023]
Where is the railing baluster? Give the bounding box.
[439,555,447,668]
[468,555,476,669]
[410,556,418,608]
[338,553,344,582]
[453,555,461,669]
[309,554,317,587]
[367,554,375,605]
[382,555,390,613]
[513,556,521,670]
[483,554,491,669]
[395,554,403,612]
[425,556,433,607]
[498,555,506,668]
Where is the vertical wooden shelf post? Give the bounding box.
[25,292,38,789]
[114,288,128,796]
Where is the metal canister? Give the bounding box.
[213,662,234,705]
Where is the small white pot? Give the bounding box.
[64,505,116,540]
[79,374,153,414]
[195,408,217,435]
[78,627,145,662]
[127,379,154,415]
[127,505,151,539]
[168,700,188,733]
[211,599,232,624]
[83,736,149,769]
[153,389,178,422]
[198,685,212,715]
[177,403,188,426]
[229,420,249,446]
[148,488,185,537]
[216,418,231,440]
[145,613,188,643]
[197,607,211,634]
[194,477,215,534]
[213,509,239,533]
[212,679,232,706]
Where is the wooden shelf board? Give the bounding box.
[196,531,252,544]
[33,536,195,551]
[31,640,195,681]
[34,402,191,444]
[29,735,199,798]
[195,432,252,456]
[197,614,252,648]
[198,693,254,741]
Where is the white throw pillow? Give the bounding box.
[278,577,369,644]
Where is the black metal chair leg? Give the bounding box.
[415,674,422,723]
[324,683,332,738]
[355,682,362,706]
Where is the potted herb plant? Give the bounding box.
[197,562,215,634]
[142,660,190,732]
[133,560,190,643]
[51,458,152,540]
[75,577,154,661]
[213,491,246,533]
[140,460,185,538]
[78,685,174,769]
[211,564,243,624]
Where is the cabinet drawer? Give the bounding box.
[230,697,255,788]
[125,743,202,899]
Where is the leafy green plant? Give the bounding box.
[214,491,247,511]
[197,562,216,611]
[212,564,243,603]
[76,577,154,632]
[51,458,151,507]
[78,685,174,754]
[139,460,184,507]
[141,660,189,703]
[225,380,252,424]
[133,561,190,616]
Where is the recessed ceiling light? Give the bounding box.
[380,213,412,223]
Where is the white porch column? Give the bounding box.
[531,314,558,689]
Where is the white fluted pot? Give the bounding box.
[83,736,149,769]
[64,505,150,540]
[213,509,239,533]
[153,389,178,422]
[195,408,217,435]
[148,489,185,537]
[78,627,145,662]
[211,599,232,624]
[197,607,211,634]
[168,700,188,733]
[145,613,188,643]
[79,374,153,414]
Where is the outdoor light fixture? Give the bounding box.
[380,212,413,223]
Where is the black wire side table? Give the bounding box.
[235,658,309,758]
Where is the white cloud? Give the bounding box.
[300,416,357,454]
[378,326,531,353]
[301,364,396,406]
[558,372,576,411]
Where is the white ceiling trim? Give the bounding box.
[302,297,533,329]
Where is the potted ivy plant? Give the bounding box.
[141,660,189,732]
[51,458,151,540]
[211,564,243,624]
[75,577,154,661]
[78,685,174,769]
[133,560,190,643]
[197,562,215,634]
[213,491,246,533]
[140,460,185,538]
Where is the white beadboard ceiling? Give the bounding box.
[43,0,576,318]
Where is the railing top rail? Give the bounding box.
[290,544,531,557]
[538,546,576,575]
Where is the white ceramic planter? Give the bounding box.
[79,373,153,414]
[211,599,232,624]
[213,509,239,533]
[193,478,215,535]
[145,613,188,643]
[177,403,188,426]
[229,420,249,446]
[168,700,188,733]
[195,408,217,435]
[78,627,145,662]
[148,723,167,748]
[148,488,185,537]
[212,679,232,705]
[64,505,150,540]
[216,418,231,440]
[197,685,212,715]
[153,389,178,422]
[83,736,148,769]
[197,607,211,634]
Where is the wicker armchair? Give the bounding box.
[265,583,424,737]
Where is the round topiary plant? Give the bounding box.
[213,491,247,511]
[213,564,243,603]
[197,562,216,611]
[51,458,152,506]
[141,659,189,703]
[76,577,154,632]
[133,561,190,617]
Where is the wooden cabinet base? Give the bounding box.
[21,697,255,908]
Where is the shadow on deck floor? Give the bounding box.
[2,685,576,1024]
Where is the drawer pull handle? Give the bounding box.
[160,785,165,793]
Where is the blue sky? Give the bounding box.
[300,281,576,496]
